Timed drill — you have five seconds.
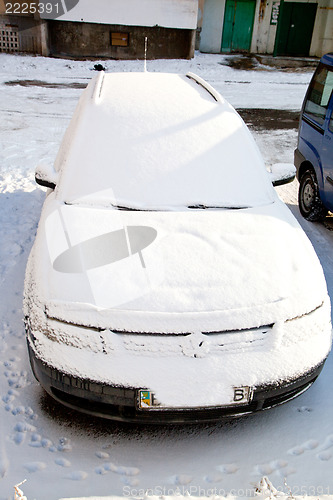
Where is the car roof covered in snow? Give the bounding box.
[54,72,276,209]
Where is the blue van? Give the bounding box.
[295,53,333,221]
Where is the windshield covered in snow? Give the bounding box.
[55,72,276,210]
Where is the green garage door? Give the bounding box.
[274,2,317,56]
[221,0,256,53]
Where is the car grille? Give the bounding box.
[114,324,273,357]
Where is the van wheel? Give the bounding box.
[298,170,327,221]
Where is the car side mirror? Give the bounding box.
[268,163,296,187]
[35,163,59,189]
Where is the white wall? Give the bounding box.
[251,1,271,54]
[42,0,198,29]
[199,0,225,53]
[310,0,333,56]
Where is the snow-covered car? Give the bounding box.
[24,72,332,423]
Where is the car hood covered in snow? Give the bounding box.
[25,195,328,333]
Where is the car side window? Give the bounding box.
[304,65,333,126]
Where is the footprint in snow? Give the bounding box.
[2,392,15,404]
[104,462,140,476]
[303,439,319,450]
[11,344,24,352]
[297,406,313,412]
[95,451,110,459]
[30,434,42,448]
[11,405,27,415]
[55,458,71,467]
[7,375,29,390]
[13,432,26,445]
[4,356,20,365]
[318,434,333,452]
[66,471,88,481]
[216,464,239,474]
[24,461,47,473]
[95,466,109,475]
[288,439,318,456]
[255,459,288,476]
[31,433,42,442]
[10,355,21,362]
[41,438,53,449]
[172,474,193,485]
[204,472,224,483]
[288,446,304,456]
[14,422,36,433]
[12,421,36,445]
[57,437,72,452]
[121,476,140,486]
[9,388,21,397]
[25,406,35,418]
[317,451,332,461]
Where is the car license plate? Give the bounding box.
[138,386,253,410]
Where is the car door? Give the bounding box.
[321,95,333,211]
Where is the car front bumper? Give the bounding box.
[25,295,332,423]
[27,339,326,424]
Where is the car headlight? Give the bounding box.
[281,299,332,347]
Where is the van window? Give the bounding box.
[304,65,333,126]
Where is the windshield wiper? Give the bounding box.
[187,204,246,210]
[113,204,142,211]
[66,201,245,211]
[188,204,210,209]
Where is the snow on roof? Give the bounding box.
[55,72,276,209]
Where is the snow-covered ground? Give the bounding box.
[0,52,333,500]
